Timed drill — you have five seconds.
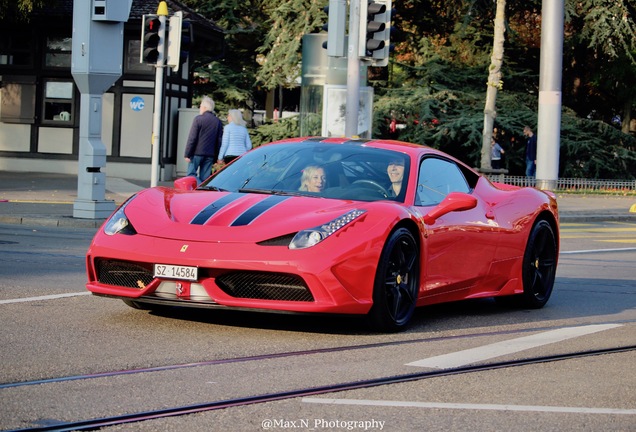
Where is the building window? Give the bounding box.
[125,38,155,74]
[0,30,34,67]
[42,80,74,125]
[45,35,72,68]
[0,76,36,124]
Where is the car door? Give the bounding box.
[415,157,499,300]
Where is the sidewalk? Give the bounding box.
[1,171,635,228]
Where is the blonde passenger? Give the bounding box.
[299,166,326,193]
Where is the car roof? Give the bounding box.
[270,136,466,166]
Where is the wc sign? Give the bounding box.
[130,96,145,111]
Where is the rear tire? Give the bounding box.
[368,228,420,332]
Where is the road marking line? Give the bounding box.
[302,398,636,415]
[560,247,636,254]
[0,292,91,305]
[6,199,73,204]
[560,227,636,233]
[405,324,622,369]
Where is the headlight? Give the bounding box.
[289,209,366,249]
[103,201,137,236]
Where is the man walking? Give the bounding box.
[184,96,223,183]
[523,125,537,177]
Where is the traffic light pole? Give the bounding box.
[150,14,167,187]
[345,0,361,138]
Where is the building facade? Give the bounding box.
[0,0,223,181]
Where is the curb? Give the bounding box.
[0,215,106,228]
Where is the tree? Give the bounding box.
[183,0,268,115]
[572,0,636,134]
[0,0,46,20]
[256,1,325,90]
[182,0,636,179]
[481,0,506,170]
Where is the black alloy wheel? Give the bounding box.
[517,219,558,308]
[368,227,420,332]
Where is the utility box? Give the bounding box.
[176,108,200,176]
[71,0,132,219]
[72,1,132,88]
[91,0,133,22]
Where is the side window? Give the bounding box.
[44,35,72,69]
[42,80,75,125]
[0,76,36,124]
[0,30,34,67]
[416,157,470,206]
[124,37,155,74]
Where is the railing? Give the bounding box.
[483,173,636,194]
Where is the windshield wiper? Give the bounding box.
[198,185,227,192]
[238,188,271,194]
[238,188,303,196]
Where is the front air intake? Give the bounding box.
[216,271,314,302]
[96,259,153,289]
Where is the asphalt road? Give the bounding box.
[0,221,634,431]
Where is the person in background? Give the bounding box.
[491,136,505,169]
[299,166,326,193]
[523,125,537,177]
[184,96,223,184]
[217,109,252,165]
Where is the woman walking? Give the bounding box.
[217,109,252,164]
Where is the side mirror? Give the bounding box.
[174,176,197,191]
[424,192,478,224]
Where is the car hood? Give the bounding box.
[122,187,371,242]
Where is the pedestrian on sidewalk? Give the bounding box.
[184,96,223,183]
[523,125,537,177]
[491,136,505,169]
[217,109,252,165]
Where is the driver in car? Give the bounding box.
[387,159,405,197]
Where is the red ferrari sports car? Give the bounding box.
[86,137,559,332]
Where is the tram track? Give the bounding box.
[8,344,636,432]
[3,321,633,391]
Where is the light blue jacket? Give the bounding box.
[218,123,252,160]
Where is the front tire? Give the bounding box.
[499,219,557,308]
[368,228,420,332]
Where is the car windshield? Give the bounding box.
[200,142,411,202]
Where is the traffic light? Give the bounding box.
[167,12,192,72]
[141,14,163,64]
[179,20,193,67]
[359,0,392,66]
[322,0,347,57]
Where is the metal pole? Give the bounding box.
[345,0,361,137]
[150,14,167,187]
[536,0,564,191]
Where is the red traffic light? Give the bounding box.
[141,14,163,64]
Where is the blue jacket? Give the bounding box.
[218,122,252,160]
[526,134,537,160]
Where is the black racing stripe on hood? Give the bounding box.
[191,193,244,225]
[230,195,290,226]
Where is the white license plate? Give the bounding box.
[154,264,198,281]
